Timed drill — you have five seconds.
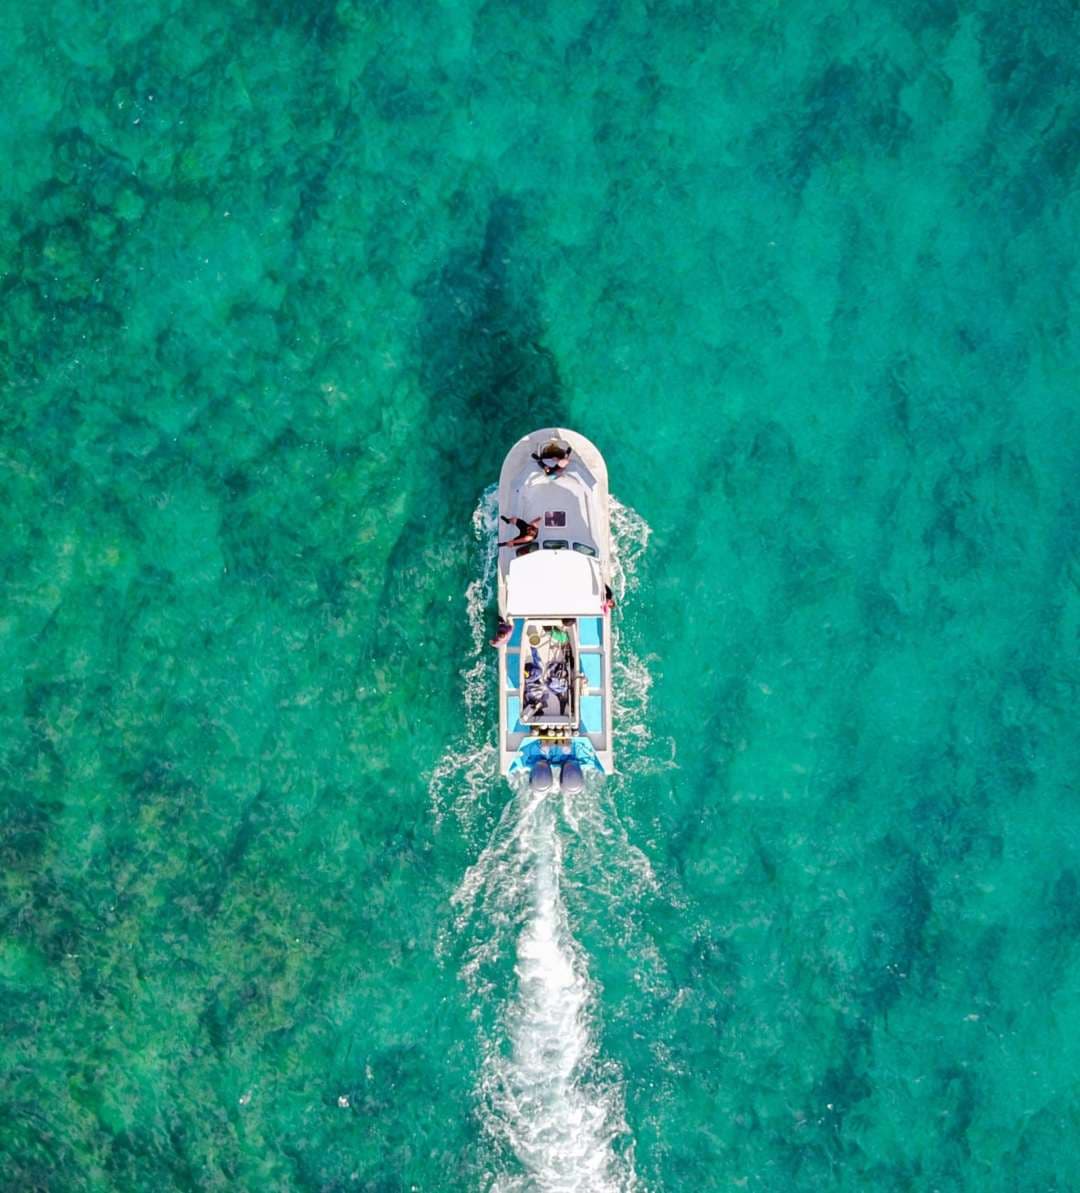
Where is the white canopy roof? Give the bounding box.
[505,550,602,616]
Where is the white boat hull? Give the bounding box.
[495,429,614,775]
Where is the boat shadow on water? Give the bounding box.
[414,194,570,512]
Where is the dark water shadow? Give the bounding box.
[413,194,567,515]
[377,196,568,628]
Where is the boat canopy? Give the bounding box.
[505,550,602,616]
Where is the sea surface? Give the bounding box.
[2,1,1078,1189]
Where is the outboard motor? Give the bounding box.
[529,759,554,793]
[559,758,585,795]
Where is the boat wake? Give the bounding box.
[453,778,639,1193]
[429,486,499,833]
[609,498,676,775]
[609,496,650,606]
[429,490,664,1191]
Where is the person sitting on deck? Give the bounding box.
[531,440,572,476]
[498,515,541,548]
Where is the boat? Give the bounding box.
[495,429,615,787]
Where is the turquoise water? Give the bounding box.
[2,0,1078,1188]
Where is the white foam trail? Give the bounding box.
[611,651,654,754]
[429,486,499,826]
[609,496,653,754]
[559,775,661,905]
[464,486,500,717]
[429,740,499,839]
[609,496,651,605]
[465,786,637,1193]
[609,498,677,775]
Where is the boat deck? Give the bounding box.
[501,616,610,764]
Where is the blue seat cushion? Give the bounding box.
[578,618,603,647]
[580,654,602,688]
[579,695,603,731]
